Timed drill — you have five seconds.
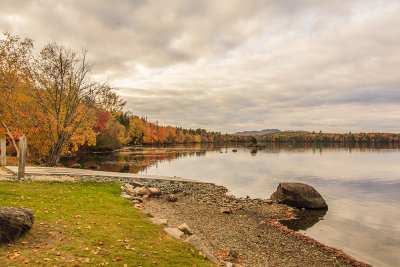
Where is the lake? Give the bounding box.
[66,143,400,266]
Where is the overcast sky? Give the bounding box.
[1,0,400,133]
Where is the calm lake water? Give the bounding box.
[67,143,400,266]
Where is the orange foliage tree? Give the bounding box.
[0,33,125,164]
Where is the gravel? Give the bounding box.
[139,181,370,267]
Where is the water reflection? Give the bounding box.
[280,209,328,231]
[63,144,217,173]
[64,142,400,174]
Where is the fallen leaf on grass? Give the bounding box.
[7,252,21,259]
[77,258,90,263]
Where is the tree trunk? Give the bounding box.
[46,138,64,166]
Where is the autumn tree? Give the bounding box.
[0,32,33,155]
[26,43,124,166]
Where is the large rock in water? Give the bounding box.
[0,207,34,243]
[270,182,328,209]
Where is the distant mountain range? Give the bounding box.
[233,129,309,136]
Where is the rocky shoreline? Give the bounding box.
[123,180,371,267]
[1,172,371,266]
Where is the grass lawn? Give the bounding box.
[0,180,214,266]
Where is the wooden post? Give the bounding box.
[1,139,6,166]
[18,136,26,179]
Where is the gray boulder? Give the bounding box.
[270,182,328,209]
[0,207,34,243]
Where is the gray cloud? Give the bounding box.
[1,0,400,133]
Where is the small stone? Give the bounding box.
[125,184,135,196]
[131,181,145,187]
[131,197,143,203]
[167,194,178,202]
[133,187,151,196]
[220,207,232,214]
[164,228,185,239]
[178,223,192,235]
[134,204,141,209]
[120,193,133,200]
[150,218,168,226]
[148,188,161,196]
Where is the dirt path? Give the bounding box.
[0,167,13,180]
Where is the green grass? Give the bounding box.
[0,181,214,266]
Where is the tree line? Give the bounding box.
[94,110,246,151]
[260,131,400,143]
[0,33,244,166]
